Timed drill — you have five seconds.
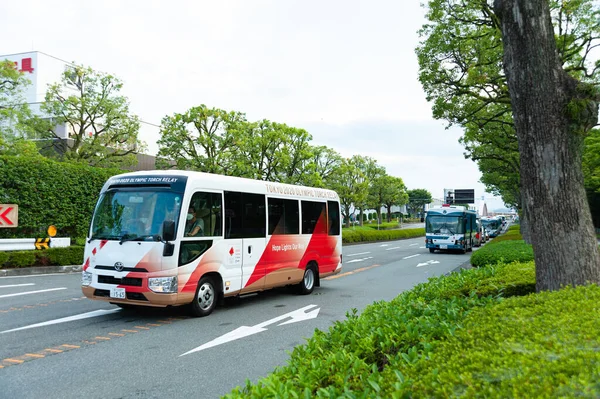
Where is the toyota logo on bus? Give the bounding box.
[114,262,124,272]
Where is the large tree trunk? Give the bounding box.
[494,0,600,291]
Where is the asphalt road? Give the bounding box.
[0,235,479,399]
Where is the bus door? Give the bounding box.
[225,191,267,293]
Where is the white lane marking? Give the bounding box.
[409,243,418,246]
[346,257,374,263]
[0,287,67,299]
[0,309,121,334]
[379,244,390,247]
[385,247,401,251]
[0,273,79,279]
[180,305,320,356]
[0,283,35,289]
[346,252,371,257]
[402,254,420,260]
[419,246,426,249]
[417,260,441,267]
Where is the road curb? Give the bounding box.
[0,265,82,277]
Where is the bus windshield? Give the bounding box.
[481,219,500,230]
[90,190,182,241]
[426,216,464,235]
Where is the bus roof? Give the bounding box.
[102,169,340,201]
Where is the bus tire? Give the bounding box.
[429,248,435,253]
[296,263,316,295]
[190,276,217,317]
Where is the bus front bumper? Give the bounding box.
[82,286,194,307]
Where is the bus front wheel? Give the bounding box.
[296,263,316,295]
[429,248,435,253]
[190,276,217,317]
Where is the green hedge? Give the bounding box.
[225,261,538,398]
[0,155,123,239]
[342,228,425,244]
[471,239,534,267]
[0,246,84,269]
[377,284,600,398]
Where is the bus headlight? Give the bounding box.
[148,276,178,293]
[82,271,92,286]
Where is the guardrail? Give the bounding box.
[0,238,71,251]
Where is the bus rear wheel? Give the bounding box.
[190,276,217,317]
[296,263,316,295]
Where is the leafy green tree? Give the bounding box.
[234,119,287,180]
[583,129,600,227]
[41,65,143,167]
[0,60,43,153]
[328,159,368,228]
[382,176,409,222]
[417,0,600,238]
[407,188,433,217]
[351,155,386,226]
[157,105,247,174]
[275,125,314,185]
[494,0,600,290]
[306,145,343,188]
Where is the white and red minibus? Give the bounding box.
[81,170,342,316]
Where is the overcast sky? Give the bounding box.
[0,0,509,210]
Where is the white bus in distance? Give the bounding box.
[82,170,343,317]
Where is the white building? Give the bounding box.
[1,51,77,139]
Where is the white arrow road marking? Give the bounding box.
[346,252,371,257]
[385,246,401,251]
[417,260,441,267]
[403,254,420,259]
[0,283,35,289]
[0,309,121,334]
[277,307,320,326]
[346,256,374,263]
[180,304,320,356]
[0,287,66,299]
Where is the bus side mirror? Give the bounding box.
[162,220,175,242]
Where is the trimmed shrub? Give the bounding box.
[0,251,9,268]
[0,246,84,269]
[46,246,84,266]
[7,251,37,268]
[471,239,534,267]
[224,261,536,398]
[343,228,425,244]
[0,155,123,240]
[379,284,600,398]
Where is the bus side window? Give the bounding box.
[224,191,266,238]
[327,201,340,236]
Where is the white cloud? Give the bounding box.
[0,0,508,210]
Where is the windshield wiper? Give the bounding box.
[88,235,120,244]
[119,234,162,245]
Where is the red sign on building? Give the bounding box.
[12,58,35,74]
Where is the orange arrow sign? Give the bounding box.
[0,205,18,227]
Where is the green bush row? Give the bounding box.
[0,246,84,269]
[0,155,122,239]
[377,284,600,398]
[224,260,540,398]
[342,228,425,244]
[470,239,534,267]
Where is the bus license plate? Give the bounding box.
[110,287,126,299]
[440,245,448,249]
